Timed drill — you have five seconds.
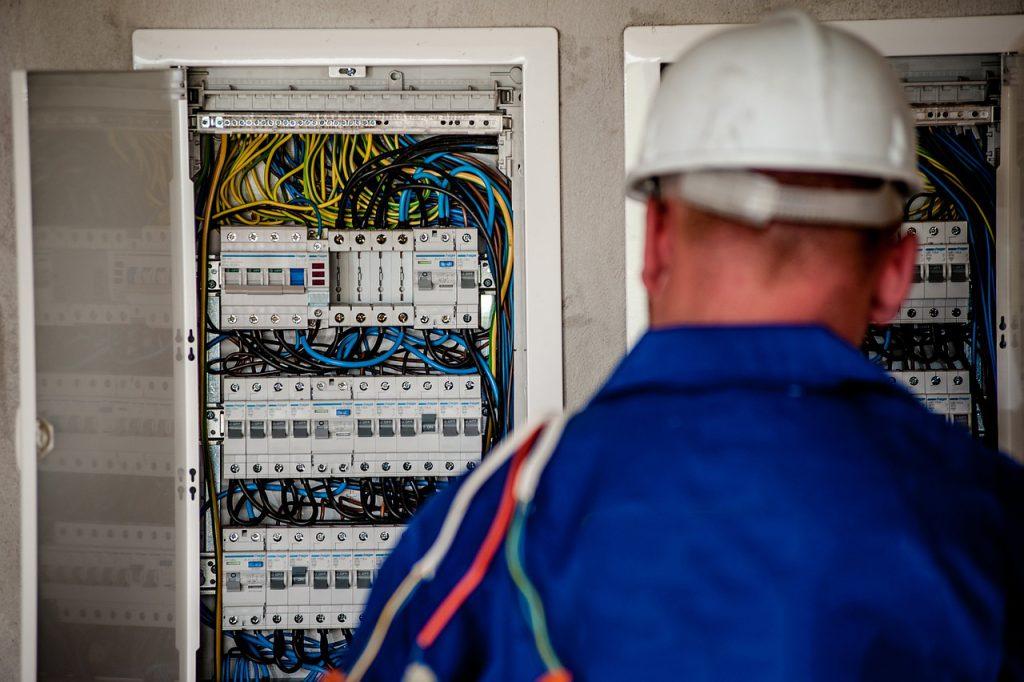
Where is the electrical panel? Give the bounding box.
[863,54,1001,440]
[190,63,522,678]
[16,29,564,682]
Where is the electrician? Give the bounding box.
[341,10,1024,681]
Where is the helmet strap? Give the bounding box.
[671,170,905,229]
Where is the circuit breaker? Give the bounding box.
[898,221,970,324]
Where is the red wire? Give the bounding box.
[415,425,544,649]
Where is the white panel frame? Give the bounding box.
[12,69,38,682]
[624,15,1024,456]
[132,28,565,420]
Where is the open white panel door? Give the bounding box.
[12,70,198,681]
[999,51,1024,460]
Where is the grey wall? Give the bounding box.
[2,0,1022,671]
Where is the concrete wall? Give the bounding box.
[1,0,1021,671]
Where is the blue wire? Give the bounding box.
[296,329,404,368]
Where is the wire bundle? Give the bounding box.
[201,602,352,680]
[204,478,444,526]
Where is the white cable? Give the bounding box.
[513,413,568,504]
[410,413,555,580]
[346,414,556,681]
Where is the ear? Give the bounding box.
[641,195,675,299]
[868,231,918,324]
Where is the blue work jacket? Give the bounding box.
[349,325,1024,680]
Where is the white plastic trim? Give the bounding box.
[12,69,38,682]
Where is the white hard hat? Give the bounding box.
[627,9,922,228]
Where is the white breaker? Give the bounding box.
[219,226,330,330]
[900,221,970,323]
[890,369,971,428]
[221,525,404,631]
[221,374,482,479]
[330,227,480,329]
[217,226,480,330]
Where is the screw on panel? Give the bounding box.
[377,313,388,323]
[355,234,366,244]
[398,312,409,323]
[356,313,366,323]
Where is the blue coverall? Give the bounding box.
[349,326,1024,680]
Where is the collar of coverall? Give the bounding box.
[595,325,896,403]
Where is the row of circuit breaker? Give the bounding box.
[221,526,403,630]
[899,221,970,323]
[890,369,971,427]
[217,226,483,330]
[221,374,482,479]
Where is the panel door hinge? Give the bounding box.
[37,417,55,459]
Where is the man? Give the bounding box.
[343,10,1024,681]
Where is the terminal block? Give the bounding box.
[221,525,404,630]
[222,374,482,480]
